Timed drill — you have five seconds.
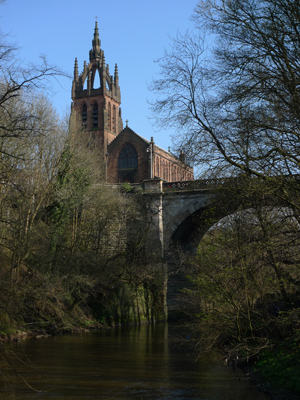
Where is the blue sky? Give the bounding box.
[1,0,198,151]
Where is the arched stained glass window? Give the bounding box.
[118,143,138,169]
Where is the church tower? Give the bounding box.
[71,21,123,154]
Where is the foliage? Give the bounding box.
[0,17,163,339]
[182,193,300,360]
[121,182,132,193]
[0,95,163,333]
[0,4,167,394]
[255,341,300,394]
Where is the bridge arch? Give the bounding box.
[142,178,288,320]
[162,191,214,253]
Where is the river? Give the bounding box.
[0,324,269,399]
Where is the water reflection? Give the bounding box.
[1,324,269,399]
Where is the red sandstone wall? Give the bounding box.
[107,128,193,183]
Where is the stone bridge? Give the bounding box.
[141,178,232,320]
[142,177,231,255]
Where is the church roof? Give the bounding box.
[108,125,148,146]
[108,125,179,160]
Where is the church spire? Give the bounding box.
[114,63,119,85]
[89,20,101,61]
[72,21,122,134]
[92,20,101,54]
[74,57,78,81]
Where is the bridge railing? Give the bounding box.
[162,178,231,192]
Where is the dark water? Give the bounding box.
[0,324,269,399]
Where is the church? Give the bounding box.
[71,22,193,184]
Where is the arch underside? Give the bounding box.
[165,189,281,255]
[170,207,210,254]
[162,193,215,255]
[164,196,260,320]
[164,190,285,319]
[165,198,225,321]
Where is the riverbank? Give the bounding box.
[247,367,300,400]
[241,343,300,400]
[0,320,107,343]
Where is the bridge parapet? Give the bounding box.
[162,177,230,192]
[142,178,232,193]
[143,178,163,193]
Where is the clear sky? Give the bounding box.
[0,0,198,151]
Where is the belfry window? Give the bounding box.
[82,103,87,127]
[118,143,138,169]
[92,103,98,128]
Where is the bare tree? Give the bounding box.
[0,93,65,290]
[150,0,300,186]
[150,3,300,363]
[184,199,300,360]
[0,19,68,164]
